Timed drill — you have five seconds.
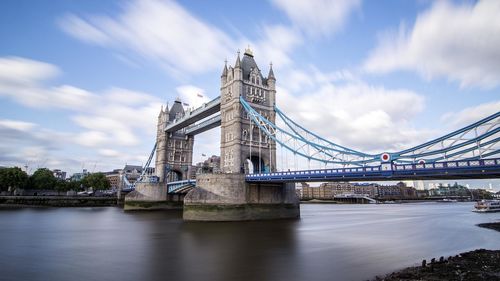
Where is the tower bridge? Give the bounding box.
[125,48,500,221]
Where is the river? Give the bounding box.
[0,202,499,281]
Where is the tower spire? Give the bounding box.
[268,62,275,80]
[235,50,241,68]
[221,59,228,77]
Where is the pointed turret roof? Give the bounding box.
[221,60,228,77]
[168,99,185,121]
[241,50,265,82]
[235,51,241,68]
[268,62,275,80]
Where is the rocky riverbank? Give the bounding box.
[373,222,500,281]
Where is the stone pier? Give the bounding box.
[124,182,183,211]
[183,173,300,221]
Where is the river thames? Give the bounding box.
[0,202,499,281]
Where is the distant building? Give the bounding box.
[300,181,417,200]
[302,182,354,200]
[103,165,155,189]
[377,182,417,199]
[52,169,67,180]
[195,155,221,174]
[70,169,90,181]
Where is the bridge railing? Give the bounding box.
[246,158,500,181]
[167,179,196,193]
[393,158,500,171]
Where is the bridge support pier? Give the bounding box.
[183,174,300,221]
[124,182,183,211]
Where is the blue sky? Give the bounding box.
[0,0,499,189]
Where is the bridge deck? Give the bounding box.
[165,97,221,133]
[245,158,500,182]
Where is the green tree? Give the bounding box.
[81,173,110,192]
[0,167,29,192]
[29,168,57,190]
[66,180,83,191]
[55,180,71,194]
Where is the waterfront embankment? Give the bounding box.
[374,222,500,280]
[0,196,117,207]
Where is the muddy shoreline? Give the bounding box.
[373,222,500,281]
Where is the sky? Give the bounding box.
[0,0,499,189]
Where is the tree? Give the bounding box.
[0,167,29,192]
[81,173,110,191]
[29,168,57,190]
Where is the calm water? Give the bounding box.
[0,203,499,281]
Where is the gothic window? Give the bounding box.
[242,130,248,140]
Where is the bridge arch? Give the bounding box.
[244,155,268,174]
[166,169,183,182]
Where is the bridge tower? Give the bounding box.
[124,99,194,211]
[184,49,299,221]
[155,99,194,182]
[220,48,277,174]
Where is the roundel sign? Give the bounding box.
[418,159,426,164]
[380,153,391,162]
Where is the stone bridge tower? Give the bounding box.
[184,49,299,221]
[219,48,277,174]
[155,99,194,182]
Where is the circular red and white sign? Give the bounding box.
[380,153,391,162]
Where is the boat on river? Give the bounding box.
[437,198,458,203]
[473,200,500,213]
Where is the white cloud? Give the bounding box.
[0,56,59,88]
[364,0,500,88]
[251,25,302,69]
[176,85,210,108]
[271,0,361,37]
[58,15,111,45]
[0,56,165,173]
[276,69,430,152]
[59,0,236,75]
[99,149,121,158]
[441,101,500,129]
[0,119,36,131]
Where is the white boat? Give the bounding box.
[436,198,458,203]
[473,200,500,213]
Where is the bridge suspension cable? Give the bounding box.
[241,97,500,170]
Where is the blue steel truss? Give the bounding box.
[241,97,500,169]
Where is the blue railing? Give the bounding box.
[167,179,196,193]
[246,158,500,182]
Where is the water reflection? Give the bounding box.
[0,203,499,281]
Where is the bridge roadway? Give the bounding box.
[245,158,500,182]
[165,97,221,134]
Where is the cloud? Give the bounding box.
[271,0,361,37]
[250,25,303,69]
[0,56,59,88]
[0,56,166,173]
[59,0,236,75]
[363,0,500,88]
[441,101,500,129]
[176,85,210,108]
[276,69,430,153]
